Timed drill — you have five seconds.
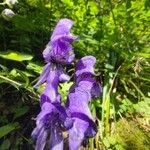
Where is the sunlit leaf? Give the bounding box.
[0,51,33,61]
[27,62,43,74]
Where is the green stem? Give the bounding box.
[0,75,21,86]
[0,2,6,5]
[128,79,145,99]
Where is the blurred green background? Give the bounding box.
[0,0,150,149]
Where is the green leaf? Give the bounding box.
[88,1,99,15]
[108,136,116,145]
[0,51,33,61]
[27,62,43,74]
[0,139,10,150]
[0,123,20,139]
[115,144,125,150]
[16,69,29,87]
[138,53,150,58]
[13,106,29,120]
[103,137,110,148]
[61,0,74,7]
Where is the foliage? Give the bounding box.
[0,0,150,149]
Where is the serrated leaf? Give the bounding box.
[0,51,33,61]
[0,123,20,138]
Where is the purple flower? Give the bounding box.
[43,18,78,65]
[32,63,73,149]
[75,56,96,78]
[34,63,70,94]
[34,62,70,87]
[32,102,73,150]
[34,18,77,87]
[66,56,101,150]
[32,18,77,150]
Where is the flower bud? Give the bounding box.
[2,8,15,20]
[5,0,18,8]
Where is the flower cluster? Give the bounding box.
[32,18,101,150]
[66,56,101,150]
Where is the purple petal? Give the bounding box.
[31,123,44,140]
[49,125,63,150]
[35,103,54,128]
[31,103,53,142]
[66,56,101,150]
[59,73,70,82]
[40,93,61,106]
[32,102,65,150]
[39,64,71,104]
[67,89,97,134]
[52,102,73,129]
[50,40,74,64]
[74,56,102,98]
[35,127,48,150]
[43,44,51,62]
[91,81,102,98]
[51,19,74,40]
[71,112,97,137]
[67,52,75,64]
[34,63,51,87]
[75,56,96,78]
[42,18,77,64]
[39,101,73,130]
[58,67,70,82]
[77,80,102,98]
[60,35,79,43]
[67,87,92,109]
[68,114,97,150]
[40,67,60,103]
[68,118,86,150]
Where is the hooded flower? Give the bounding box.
[43,18,78,65]
[75,55,96,78]
[32,18,77,150]
[66,56,101,150]
[32,101,73,150]
[32,65,73,150]
[34,62,70,95]
[34,18,77,88]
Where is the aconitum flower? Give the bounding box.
[34,18,77,87]
[66,56,101,150]
[43,18,78,65]
[32,18,77,150]
[32,101,73,150]
[32,72,73,150]
[34,62,70,91]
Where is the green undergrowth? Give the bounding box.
[102,118,150,150]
